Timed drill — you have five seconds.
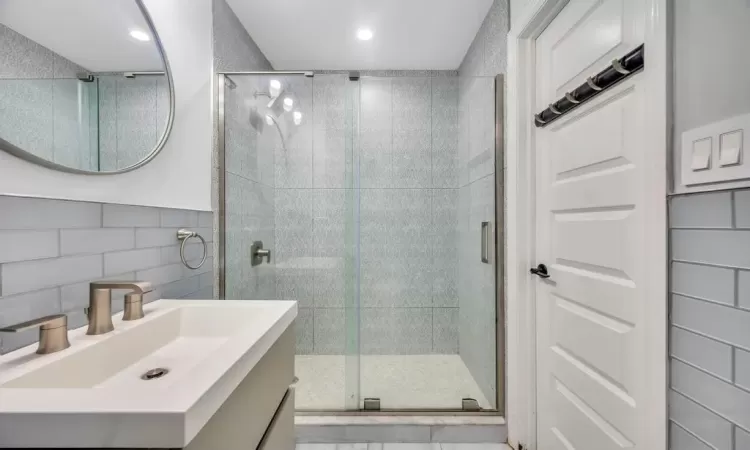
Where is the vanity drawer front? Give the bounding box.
[185,326,295,450]
[258,388,295,450]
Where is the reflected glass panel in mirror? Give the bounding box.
[0,0,172,173]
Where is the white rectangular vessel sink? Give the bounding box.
[0,299,297,449]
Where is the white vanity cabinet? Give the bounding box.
[186,327,296,450]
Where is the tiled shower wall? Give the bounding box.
[277,74,463,355]
[213,0,275,301]
[357,75,461,355]
[97,75,170,171]
[0,195,213,354]
[224,75,276,300]
[669,191,750,449]
[0,24,169,172]
[273,74,351,354]
[0,23,95,170]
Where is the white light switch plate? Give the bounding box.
[681,113,750,186]
[691,138,712,171]
[719,130,743,167]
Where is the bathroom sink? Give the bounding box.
[0,299,297,448]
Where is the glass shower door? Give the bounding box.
[356,75,499,411]
[220,72,500,412]
[291,74,361,411]
[220,72,361,412]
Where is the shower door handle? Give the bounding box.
[481,221,491,264]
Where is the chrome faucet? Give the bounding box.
[87,281,153,335]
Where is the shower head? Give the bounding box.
[245,103,289,153]
[263,114,288,153]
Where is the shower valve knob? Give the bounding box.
[251,241,271,266]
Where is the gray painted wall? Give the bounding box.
[672,0,750,192]
[669,1,750,448]
[0,195,213,355]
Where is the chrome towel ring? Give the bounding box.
[177,229,207,270]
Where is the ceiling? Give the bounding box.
[0,0,164,72]
[225,0,493,70]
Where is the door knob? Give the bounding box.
[530,263,550,279]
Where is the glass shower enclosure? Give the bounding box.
[217,71,502,413]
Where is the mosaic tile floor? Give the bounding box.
[295,355,491,411]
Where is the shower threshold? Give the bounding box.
[295,414,507,443]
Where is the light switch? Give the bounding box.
[681,113,750,187]
[691,137,712,171]
[719,130,743,167]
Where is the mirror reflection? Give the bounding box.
[0,0,171,173]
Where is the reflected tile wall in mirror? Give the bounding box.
[0,0,172,173]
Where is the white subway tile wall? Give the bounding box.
[670,190,750,450]
[0,195,213,354]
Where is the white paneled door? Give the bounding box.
[533,0,665,449]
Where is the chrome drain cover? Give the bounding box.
[141,367,169,380]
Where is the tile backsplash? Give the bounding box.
[0,195,214,354]
[669,190,750,449]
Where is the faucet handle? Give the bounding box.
[89,281,153,294]
[0,314,71,354]
[123,293,145,321]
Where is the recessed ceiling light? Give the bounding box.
[357,28,374,41]
[293,111,303,126]
[129,29,151,42]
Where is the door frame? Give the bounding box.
[504,1,670,448]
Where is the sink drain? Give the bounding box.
[141,368,169,380]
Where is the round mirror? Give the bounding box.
[0,0,174,174]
